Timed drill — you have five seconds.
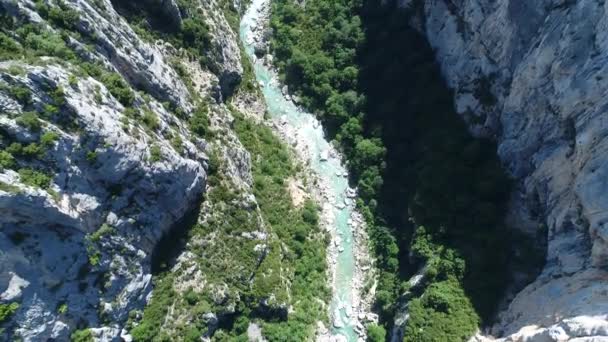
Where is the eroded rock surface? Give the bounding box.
[405,0,608,340]
[0,0,246,340]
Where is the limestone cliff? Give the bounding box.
[0,0,247,340]
[405,0,608,340]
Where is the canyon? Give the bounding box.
[0,0,607,341]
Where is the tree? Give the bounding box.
[367,324,387,342]
[353,138,385,171]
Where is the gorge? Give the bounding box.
[0,0,607,341]
[241,1,374,340]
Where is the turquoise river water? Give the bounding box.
[240,1,359,340]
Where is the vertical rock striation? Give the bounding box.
[407,0,608,340]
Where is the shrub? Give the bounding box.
[70,329,93,342]
[80,62,104,78]
[184,327,202,342]
[88,252,100,266]
[130,276,176,341]
[124,107,139,118]
[189,104,210,138]
[68,74,78,87]
[42,104,59,117]
[90,224,114,242]
[51,86,66,107]
[16,111,41,131]
[0,151,15,170]
[142,109,160,131]
[22,143,43,158]
[86,150,97,163]
[149,145,162,162]
[180,17,210,54]
[41,131,59,146]
[6,65,26,76]
[47,1,80,31]
[184,289,198,306]
[8,232,28,245]
[21,27,75,60]
[301,200,319,225]
[5,143,23,156]
[0,302,19,323]
[0,32,22,59]
[171,134,183,153]
[366,324,386,342]
[18,168,51,189]
[9,86,31,105]
[100,73,134,106]
[7,142,43,158]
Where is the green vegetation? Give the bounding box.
[188,103,211,138]
[90,224,114,242]
[269,0,542,341]
[85,150,97,163]
[6,142,43,158]
[112,0,211,65]
[133,108,328,340]
[142,109,160,131]
[16,112,42,131]
[14,23,76,61]
[149,145,162,162]
[1,128,59,171]
[233,112,330,340]
[0,302,19,324]
[0,9,76,62]
[367,324,387,342]
[9,86,32,105]
[0,31,22,60]
[130,276,176,341]
[35,0,80,31]
[57,303,68,315]
[0,151,15,170]
[0,12,135,109]
[0,181,20,194]
[171,134,184,153]
[99,72,135,106]
[88,251,100,266]
[70,329,93,342]
[405,279,479,341]
[18,168,52,189]
[40,131,60,147]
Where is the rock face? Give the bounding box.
[200,0,244,100]
[0,0,242,340]
[140,0,183,31]
[408,0,608,340]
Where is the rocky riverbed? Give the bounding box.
[240,1,377,340]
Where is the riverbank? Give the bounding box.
[239,0,378,340]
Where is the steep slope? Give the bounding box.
[0,0,239,340]
[1,0,334,341]
[411,0,608,340]
[258,0,608,341]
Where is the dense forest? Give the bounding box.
[270,0,543,340]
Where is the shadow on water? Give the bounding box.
[151,200,203,275]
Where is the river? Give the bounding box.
[239,1,366,341]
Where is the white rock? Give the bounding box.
[320,150,329,161]
[1,272,29,301]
